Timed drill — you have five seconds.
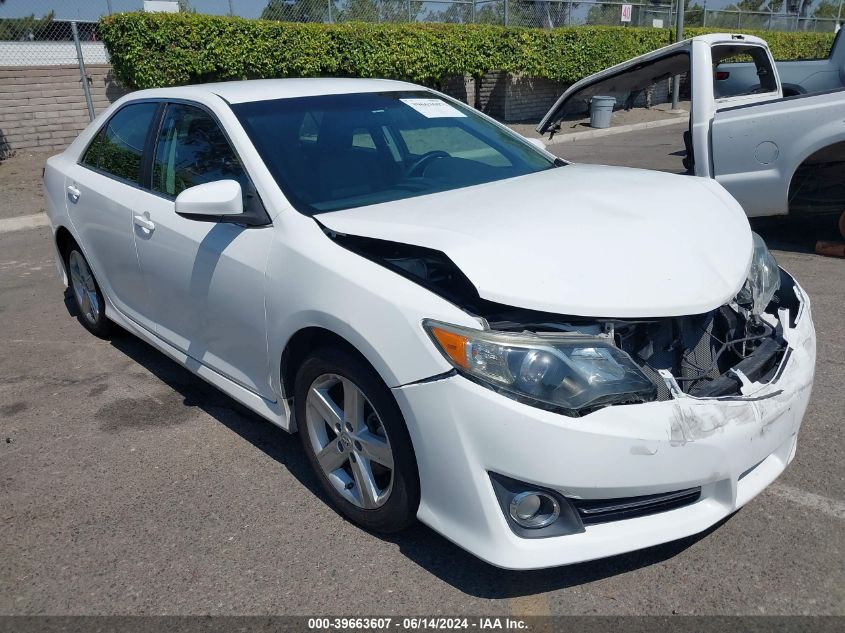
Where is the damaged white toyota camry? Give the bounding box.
[43,79,815,569]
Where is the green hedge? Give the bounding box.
[99,13,836,90]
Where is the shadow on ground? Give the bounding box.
[62,284,734,598]
[751,213,843,254]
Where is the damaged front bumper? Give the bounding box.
[392,273,815,569]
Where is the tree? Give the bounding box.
[810,0,841,18]
[685,2,706,27]
[339,0,422,23]
[260,0,331,23]
[0,12,55,41]
[507,0,574,27]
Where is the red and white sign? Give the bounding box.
[620,4,633,22]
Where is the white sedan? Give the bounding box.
[43,79,815,569]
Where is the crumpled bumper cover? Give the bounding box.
[392,279,816,570]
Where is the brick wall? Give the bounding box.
[440,72,568,123]
[439,73,676,122]
[0,64,127,157]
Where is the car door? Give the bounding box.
[707,43,787,216]
[132,101,274,398]
[64,101,160,328]
[536,42,692,136]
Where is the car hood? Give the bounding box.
[318,164,753,318]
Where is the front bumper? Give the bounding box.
[392,282,816,570]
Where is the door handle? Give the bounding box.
[66,184,81,201]
[133,214,155,232]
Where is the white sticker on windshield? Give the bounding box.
[400,98,466,118]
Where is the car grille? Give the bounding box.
[570,487,702,525]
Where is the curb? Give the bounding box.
[542,115,689,146]
[0,213,50,234]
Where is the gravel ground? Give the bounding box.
[0,151,50,220]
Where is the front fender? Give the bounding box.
[265,214,480,399]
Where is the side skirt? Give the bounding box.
[104,300,294,432]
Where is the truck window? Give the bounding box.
[712,44,778,99]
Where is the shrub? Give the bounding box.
[99,12,836,90]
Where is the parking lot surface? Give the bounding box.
[1,129,843,616]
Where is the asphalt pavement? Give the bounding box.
[1,126,843,616]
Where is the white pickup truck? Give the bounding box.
[538,31,845,217]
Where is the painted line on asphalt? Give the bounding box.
[0,213,49,234]
[542,115,690,146]
[768,483,845,520]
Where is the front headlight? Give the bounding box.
[424,320,656,415]
[736,232,780,316]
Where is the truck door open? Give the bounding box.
[538,43,692,173]
[707,43,787,216]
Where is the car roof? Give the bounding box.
[129,78,425,105]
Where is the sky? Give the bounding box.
[0,0,834,22]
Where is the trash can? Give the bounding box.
[589,96,616,129]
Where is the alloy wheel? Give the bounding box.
[304,373,395,510]
[68,251,100,325]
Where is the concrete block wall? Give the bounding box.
[0,64,127,157]
[440,72,568,123]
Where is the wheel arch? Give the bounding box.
[780,83,806,97]
[279,326,393,404]
[54,224,78,277]
[787,138,845,215]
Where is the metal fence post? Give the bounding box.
[671,0,684,111]
[228,0,235,16]
[504,0,508,26]
[71,21,96,122]
[106,0,114,14]
[328,0,333,23]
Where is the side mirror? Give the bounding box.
[175,180,243,221]
[523,136,547,151]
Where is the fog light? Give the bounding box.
[509,491,560,529]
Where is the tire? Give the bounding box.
[295,347,420,533]
[65,247,113,338]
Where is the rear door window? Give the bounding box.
[712,44,778,99]
[81,102,158,184]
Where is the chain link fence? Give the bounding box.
[1,0,842,33]
[241,0,673,27]
[0,18,105,67]
[190,0,844,30]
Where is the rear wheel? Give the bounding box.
[66,248,113,338]
[295,348,419,533]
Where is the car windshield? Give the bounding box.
[231,90,557,214]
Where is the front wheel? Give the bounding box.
[295,348,419,533]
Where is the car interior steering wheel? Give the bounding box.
[405,150,450,177]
